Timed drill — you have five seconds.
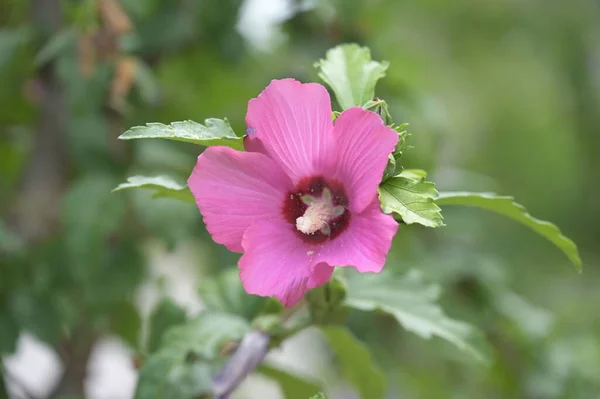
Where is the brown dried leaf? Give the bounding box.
[110,56,137,109]
[97,0,132,35]
[77,32,96,76]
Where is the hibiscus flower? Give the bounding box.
[188,79,398,306]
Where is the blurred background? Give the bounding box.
[1,0,599,398]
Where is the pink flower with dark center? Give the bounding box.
[188,79,399,307]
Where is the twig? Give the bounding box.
[213,330,270,399]
[212,330,270,399]
[212,300,313,398]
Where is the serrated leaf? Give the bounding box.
[436,192,581,270]
[199,269,264,321]
[378,174,444,227]
[119,118,244,150]
[344,270,492,363]
[259,365,321,399]
[321,326,387,399]
[113,175,194,204]
[400,169,427,180]
[135,312,250,399]
[315,44,389,110]
[147,298,187,354]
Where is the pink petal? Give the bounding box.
[308,262,335,290]
[313,197,398,273]
[188,147,293,253]
[240,220,331,307]
[245,79,333,183]
[328,107,398,213]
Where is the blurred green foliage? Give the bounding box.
[1,0,599,398]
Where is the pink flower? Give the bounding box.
[188,79,399,307]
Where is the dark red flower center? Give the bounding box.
[282,176,351,244]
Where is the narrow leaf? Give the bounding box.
[321,326,387,399]
[344,270,492,363]
[315,44,389,110]
[436,192,581,270]
[378,174,444,227]
[112,175,194,204]
[119,118,244,150]
[34,28,76,67]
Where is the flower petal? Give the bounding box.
[188,146,293,253]
[240,220,329,307]
[308,262,335,290]
[329,107,398,213]
[313,198,398,273]
[245,79,333,182]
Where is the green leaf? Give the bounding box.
[0,372,7,399]
[315,44,389,110]
[494,291,554,340]
[0,220,24,255]
[344,270,491,363]
[135,312,250,399]
[199,269,264,321]
[259,365,321,399]
[34,28,76,68]
[112,301,142,349]
[133,59,161,105]
[383,154,396,180]
[112,175,195,204]
[147,298,187,354]
[400,169,427,180]
[9,289,63,345]
[0,312,19,355]
[436,192,581,270]
[378,174,444,227]
[118,118,244,150]
[321,326,386,399]
[310,394,327,399]
[0,27,33,69]
[63,173,125,262]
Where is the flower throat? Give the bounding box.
[282,176,351,244]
